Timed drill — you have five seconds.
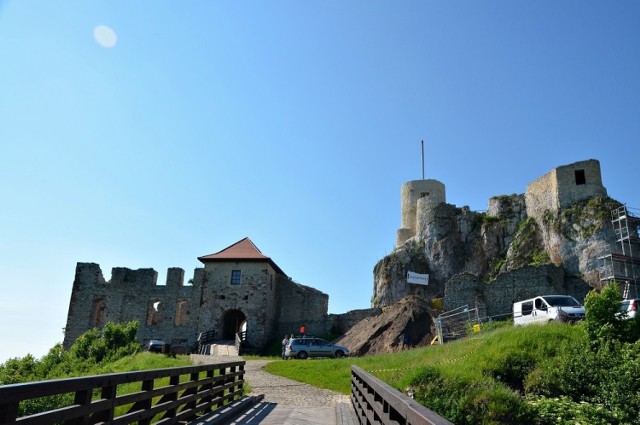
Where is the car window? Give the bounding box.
[542,296,581,307]
[534,298,547,310]
[620,301,630,311]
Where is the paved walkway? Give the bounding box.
[191,355,357,425]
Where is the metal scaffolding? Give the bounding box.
[598,205,640,299]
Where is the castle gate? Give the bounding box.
[222,309,247,340]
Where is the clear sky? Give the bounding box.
[1,1,638,363]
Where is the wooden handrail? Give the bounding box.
[0,360,245,425]
[235,331,246,356]
[351,365,453,425]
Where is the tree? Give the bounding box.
[584,283,640,344]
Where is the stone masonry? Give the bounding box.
[63,237,360,354]
[525,159,607,225]
[377,158,613,314]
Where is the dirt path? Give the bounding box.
[190,355,349,406]
[190,355,355,424]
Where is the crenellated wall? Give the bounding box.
[63,261,330,354]
[64,263,200,353]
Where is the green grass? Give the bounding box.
[91,352,198,419]
[97,351,193,374]
[264,324,595,424]
[264,323,584,395]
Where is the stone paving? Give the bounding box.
[190,355,355,424]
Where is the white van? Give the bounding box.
[513,295,585,326]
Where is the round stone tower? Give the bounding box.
[396,179,446,247]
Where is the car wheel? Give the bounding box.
[297,351,308,360]
[334,350,345,358]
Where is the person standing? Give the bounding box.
[402,333,410,350]
[281,335,289,359]
[299,324,306,337]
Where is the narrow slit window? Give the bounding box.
[575,170,586,185]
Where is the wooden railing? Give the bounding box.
[235,331,247,356]
[197,330,216,353]
[0,360,245,425]
[351,365,453,425]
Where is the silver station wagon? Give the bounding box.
[285,337,349,359]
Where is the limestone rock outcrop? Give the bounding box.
[373,194,621,308]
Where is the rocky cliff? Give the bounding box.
[373,194,621,308]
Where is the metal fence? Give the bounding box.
[435,306,514,344]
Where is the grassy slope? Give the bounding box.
[98,351,193,374]
[263,323,584,395]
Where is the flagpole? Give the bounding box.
[421,140,425,179]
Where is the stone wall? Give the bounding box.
[195,261,278,348]
[64,263,199,353]
[526,159,607,224]
[555,159,607,208]
[64,261,330,354]
[275,276,329,338]
[525,167,559,224]
[442,264,591,318]
[328,307,382,335]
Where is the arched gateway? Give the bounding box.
[63,237,330,354]
[222,309,247,340]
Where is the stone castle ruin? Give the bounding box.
[376,159,630,318]
[63,238,375,354]
[64,158,636,355]
[525,159,607,224]
[396,159,606,248]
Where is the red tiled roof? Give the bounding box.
[197,237,286,276]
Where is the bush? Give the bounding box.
[584,283,625,343]
[527,396,619,425]
[0,321,141,418]
[524,335,611,400]
[410,366,531,425]
[485,350,537,392]
[584,283,640,344]
[0,354,39,385]
[1,321,140,382]
[525,338,640,424]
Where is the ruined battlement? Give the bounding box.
[63,238,335,354]
[395,159,608,250]
[525,159,607,224]
[376,158,614,309]
[74,263,192,288]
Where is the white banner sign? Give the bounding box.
[407,271,429,286]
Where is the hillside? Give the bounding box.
[373,194,621,309]
[268,320,640,425]
[342,191,622,357]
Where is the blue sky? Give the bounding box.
[1,1,638,363]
